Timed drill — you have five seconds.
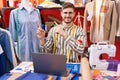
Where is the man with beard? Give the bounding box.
[37,2,86,63]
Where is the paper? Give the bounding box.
[10,62,33,73]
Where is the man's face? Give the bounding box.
[61,8,75,24]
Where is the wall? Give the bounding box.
[0,0,6,8]
[1,7,120,61]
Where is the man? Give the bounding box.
[37,2,86,62]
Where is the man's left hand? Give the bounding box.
[55,25,68,39]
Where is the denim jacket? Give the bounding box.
[0,28,17,76]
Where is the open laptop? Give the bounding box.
[32,53,70,76]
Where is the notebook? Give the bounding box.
[32,53,70,76]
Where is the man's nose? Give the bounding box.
[66,13,70,16]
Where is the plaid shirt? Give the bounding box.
[40,24,86,62]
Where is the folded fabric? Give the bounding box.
[106,59,119,71]
[15,63,80,80]
[66,63,80,80]
[0,73,12,80]
[15,71,48,80]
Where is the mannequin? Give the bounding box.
[84,0,118,44]
[19,0,32,13]
[9,0,42,61]
[116,0,120,42]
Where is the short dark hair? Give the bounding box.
[61,2,75,10]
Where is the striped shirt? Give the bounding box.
[41,24,86,62]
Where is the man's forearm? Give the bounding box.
[40,38,45,45]
[63,33,68,39]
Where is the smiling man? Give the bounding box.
[37,2,86,63]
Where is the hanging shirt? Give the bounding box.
[40,24,86,62]
[9,6,42,61]
[84,1,117,44]
[94,0,103,42]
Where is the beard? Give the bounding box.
[63,17,74,24]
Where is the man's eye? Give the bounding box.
[64,12,68,14]
[63,12,73,14]
[69,12,73,14]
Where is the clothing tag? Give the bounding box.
[0,45,3,55]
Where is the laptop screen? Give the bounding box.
[32,53,68,76]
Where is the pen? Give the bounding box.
[71,72,81,80]
[54,21,58,26]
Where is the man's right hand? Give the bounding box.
[36,27,45,44]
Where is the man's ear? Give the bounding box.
[61,11,63,18]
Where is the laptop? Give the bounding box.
[32,53,71,76]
